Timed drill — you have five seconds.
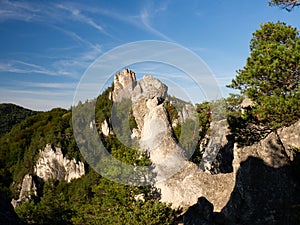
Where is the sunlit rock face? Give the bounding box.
[112,68,136,102]
[101,118,111,136]
[111,70,233,211]
[11,174,37,208]
[11,144,85,208]
[132,75,168,132]
[111,69,300,221]
[34,144,85,183]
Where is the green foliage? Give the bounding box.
[15,170,177,225]
[108,136,150,166]
[163,101,180,126]
[188,102,211,164]
[112,98,137,146]
[196,101,211,137]
[227,109,273,147]
[70,178,177,225]
[95,86,113,125]
[226,94,274,146]
[228,22,300,130]
[15,181,74,225]
[0,103,38,137]
[3,84,179,225]
[164,100,212,165]
[269,0,300,11]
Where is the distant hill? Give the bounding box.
[0,103,38,137]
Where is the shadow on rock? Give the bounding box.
[183,153,300,225]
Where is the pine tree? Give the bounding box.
[228,22,300,129]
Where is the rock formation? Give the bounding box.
[12,144,86,208]
[11,174,37,208]
[101,118,111,136]
[111,69,235,211]
[199,119,228,172]
[35,144,85,182]
[182,122,300,225]
[112,68,136,102]
[131,75,168,131]
[107,68,300,224]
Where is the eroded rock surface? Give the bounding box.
[183,123,300,225]
[35,144,85,182]
[111,69,300,224]
[112,68,136,102]
[101,118,111,136]
[113,70,235,211]
[11,174,37,208]
[277,120,300,160]
[132,75,168,131]
[156,163,234,212]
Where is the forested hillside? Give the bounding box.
[0,104,38,138]
[0,85,179,225]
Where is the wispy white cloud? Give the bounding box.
[0,52,101,81]
[53,27,102,57]
[139,4,174,42]
[0,0,181,110]
[0,60,58,76]
[0,1,105,78]
[56,4,104,31]
[66,1,174,42]
[0,0,39,22]
[0,1,115,38]
[54,3,115,39]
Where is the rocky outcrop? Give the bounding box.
[199,119,228,172]
[35,144,85,182]
[101,118,111,136]
[182,122,300,225]
[232,132,290,171]
[277,120,300,160]
[140,99,187,181]
[111,71,233,211]
[156,163,234,212]
[123,74,186,181]
[132,75,168,131]
[110,69,300,224]
[183,197,215,225]
[11,174,37,208]
[112,68,136,102]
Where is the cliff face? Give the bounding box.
[11,174,37,208]
[110,69,235,211]
[183,122,300,225]
[109,68,300,224]
[113,68,136,102]
[34,144,85,183]
[12,144,85,207]
[225,126,299,222]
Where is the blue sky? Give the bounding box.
[0,0,299,111]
